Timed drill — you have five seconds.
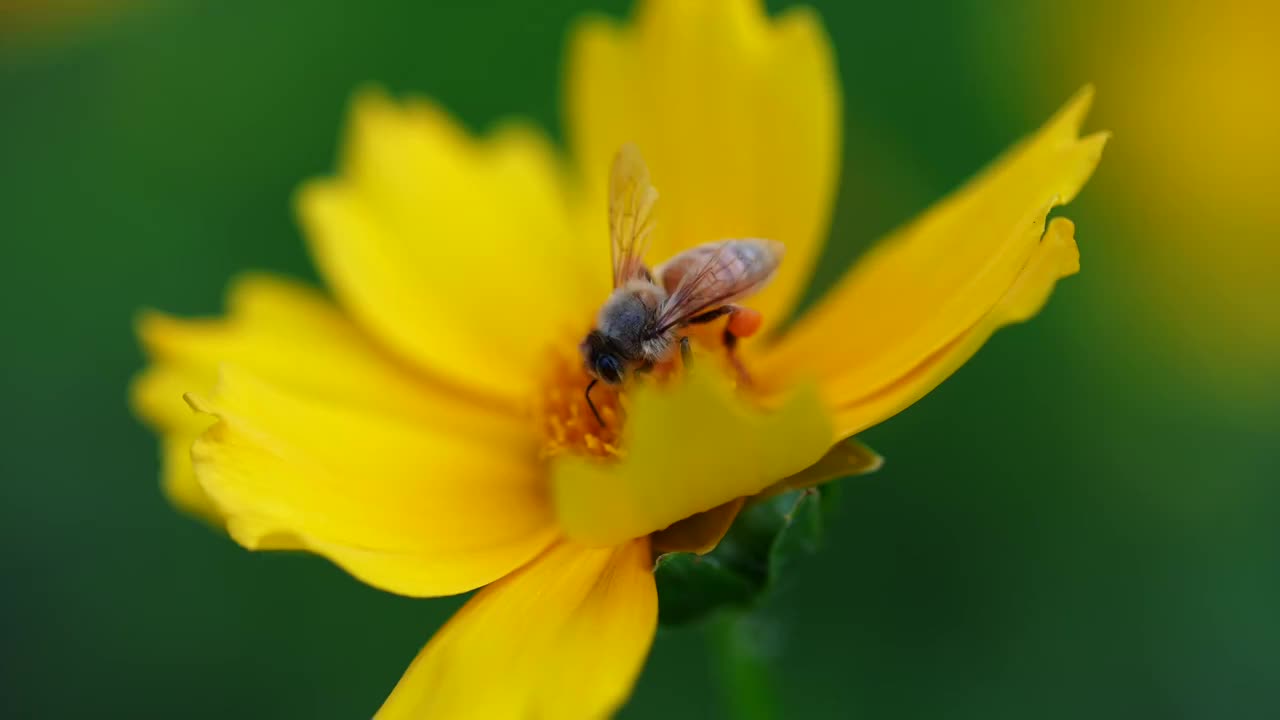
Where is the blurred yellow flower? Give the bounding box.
[0,0,130,46]
[1019,0,1278,396]
[130,0,1104,716]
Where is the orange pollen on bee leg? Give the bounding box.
[536,352,627,461]
[728,307,764,338]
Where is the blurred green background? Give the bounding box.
[3,0,1277,718]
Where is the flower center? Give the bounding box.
[535,324,739,461]
[536,351,627,460]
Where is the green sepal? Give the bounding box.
[654,484,842,626]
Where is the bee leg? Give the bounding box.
[687,305,760,385]
[721,328,753,387]
[584,378,604,426]
[687,306,734,325]
[722,306,763,387]
[631,360,655,388]
[679,336,693,368]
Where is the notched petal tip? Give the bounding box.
[339,86,464,170]
[302,86,598,406]
[565,0,842,335]
[1058,83,1095,132]
[762,87,1107,436]
[293,175,338,218]
[827,213,1086,438]
[633,0,768,33]
[134,308,188,359]
[132,306,164,341]
[1043,84,1104,152]
[1003,216,1081,322]
[1036,84,1109,207]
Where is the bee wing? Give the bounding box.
[654,239,784,333]
[609,143,660,288]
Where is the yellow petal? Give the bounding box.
[132,274,532,524]
[651,498,745,555]
[757,436,883,500]
[565,0,840,331]
[377,539,656,720]
[759,87,1106,419]
[552,369,832,547]
[131,276,374,521]
[832,217,1083,436]
[136,275,512,421]
[130,364,220,524]
[300,91,608,407]
[132,274,551,594]
[188,365,556,598]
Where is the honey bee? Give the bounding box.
[580,144,785,424]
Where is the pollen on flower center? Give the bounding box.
[536,327,745,462]
[537,350,627,460]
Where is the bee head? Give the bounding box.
[581,330,625,384]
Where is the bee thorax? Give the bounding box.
[596,282,667,359]
[639,333,673,362]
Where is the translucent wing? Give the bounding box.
[654,239,784,332]
[609,143,659,288]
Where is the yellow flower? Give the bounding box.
[130,0,1105,717]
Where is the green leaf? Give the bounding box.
[654,484,843,626]
[654,553,758,626]
[769,484,838,585]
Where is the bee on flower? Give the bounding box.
[131,0,1105,717]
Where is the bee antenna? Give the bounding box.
[584,378,605,426]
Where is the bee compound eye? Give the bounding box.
[598,355,623,383]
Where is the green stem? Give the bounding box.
[710,611,781,720]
